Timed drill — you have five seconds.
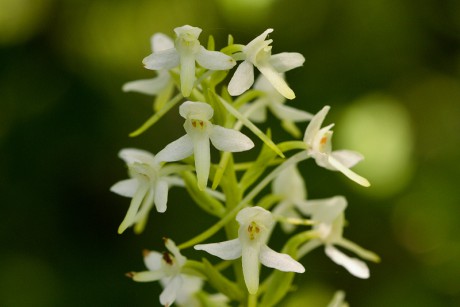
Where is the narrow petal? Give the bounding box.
[122,72,170,95]
[228,60,254,96]
[259,245,305,273]
[143,48,180,70]
[196,47,236,70]
[118,183,149,234]
[336,238,381,263]
[209,125,254,152]
[110,178,138,198]
[193,132,211,190]
[153,135,194,163]
[331,150,364,168]
[179,52,196,97]
[257,63,295,100]
[270,103,313,122]
[165,238,187,266]
[328,156,370,187]
[160,276,183,306]
[296,196,347,224]
[242,243,261,294]
[303,106,330,146]
[269,52,305,72]
[154,179,169,213]
[151,33,174,53]
[194,239,242,260]
[132,270,166,282]
[325,245,370,279]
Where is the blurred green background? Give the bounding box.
[1,0,460,306]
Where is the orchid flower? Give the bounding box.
[122,33,174,96]
[271,164,308,233]
[143,25,236,97]
[129,239,194,306]
[154,101,254,190]
[303,106,370,187]
[195,206,305,294]
[296,196,379,279]
[110,148,185,234]
[240,75,313,137]
[228,28,305,99]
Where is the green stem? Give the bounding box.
[248,293,257,307]
[178,151,309,249]
[129,93,183,137]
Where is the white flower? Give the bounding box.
[195,206,305,294]
[271,164,308,233]
[228,28,305,100]
[296,196,379,279]
[110,148,184,234]
[123,33,174,96]
[303,106,370,187]
[129,239,192,306]
[154,101,254,190]
[143,25,236,97]
[241,75,312,136]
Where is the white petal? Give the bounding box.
[110,178,138,197]
[228,60,254,96]
[153,135,194,163]
[179,101,214,120]
[331,150,364,168]
[269,52,305,72]
[303,106,330,146]
[257,62,295,100]
[144,251,163,271]
[192,132,211,190]
[154,179,169,213]
[272,164,306,201]
[325,245,369,279]
[270,103,313,122]
[328,156,370,187]
[242,242,261,294]
[236,207,274,229]
[160,275,183,306]
[179,51,196,97]
[151,33,174,53]
[209,125,254,152]
[143,48,180,70]
[194,239,242,260]
[259,245,305,273]
[296,196,347,224]
[196,47,236,70]
[119,148,156,165]
[132,270,165,282]
[174,25,202,38]
[122,72,170,95]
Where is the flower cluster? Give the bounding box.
[112,25,378,306]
